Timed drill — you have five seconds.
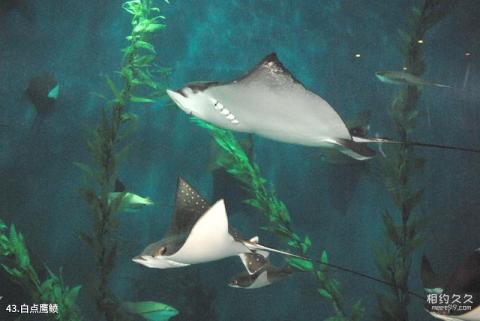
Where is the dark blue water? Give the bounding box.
[1,1,480,320]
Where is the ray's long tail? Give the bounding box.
[353,136,480,155]
[249,242,426,301]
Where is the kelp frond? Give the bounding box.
[76,1,172,320]
[0,219,82,321]
[375,1,454,321]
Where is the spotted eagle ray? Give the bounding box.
[422,250,480,321]
[132,178,304,274]
[133,178,432,297]
[228,253,294,289]
[167,53,480,160]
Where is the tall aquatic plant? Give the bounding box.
[0,218,82,321]
[76,1,170,320]
[374,1,455,321]
[193,119,364,321]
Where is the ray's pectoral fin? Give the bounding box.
[239,253,267,275]
[169,199,231,262]
[164,177,210,239]
[327,138,377,161]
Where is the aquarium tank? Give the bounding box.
[1,0,480,320]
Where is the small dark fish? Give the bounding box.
[26,72,59,115]
[108,179,154,213]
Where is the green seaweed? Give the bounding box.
[0,218,82,321]
[374,1,455,321]
[76,1,172,320]
[192,118,363,321]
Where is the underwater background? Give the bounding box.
[1,0,480,320]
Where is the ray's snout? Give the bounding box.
[166,88,184,102]
[166,88,192,114]
[132,255,147,263]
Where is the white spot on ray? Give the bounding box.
[213,100,240,124]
